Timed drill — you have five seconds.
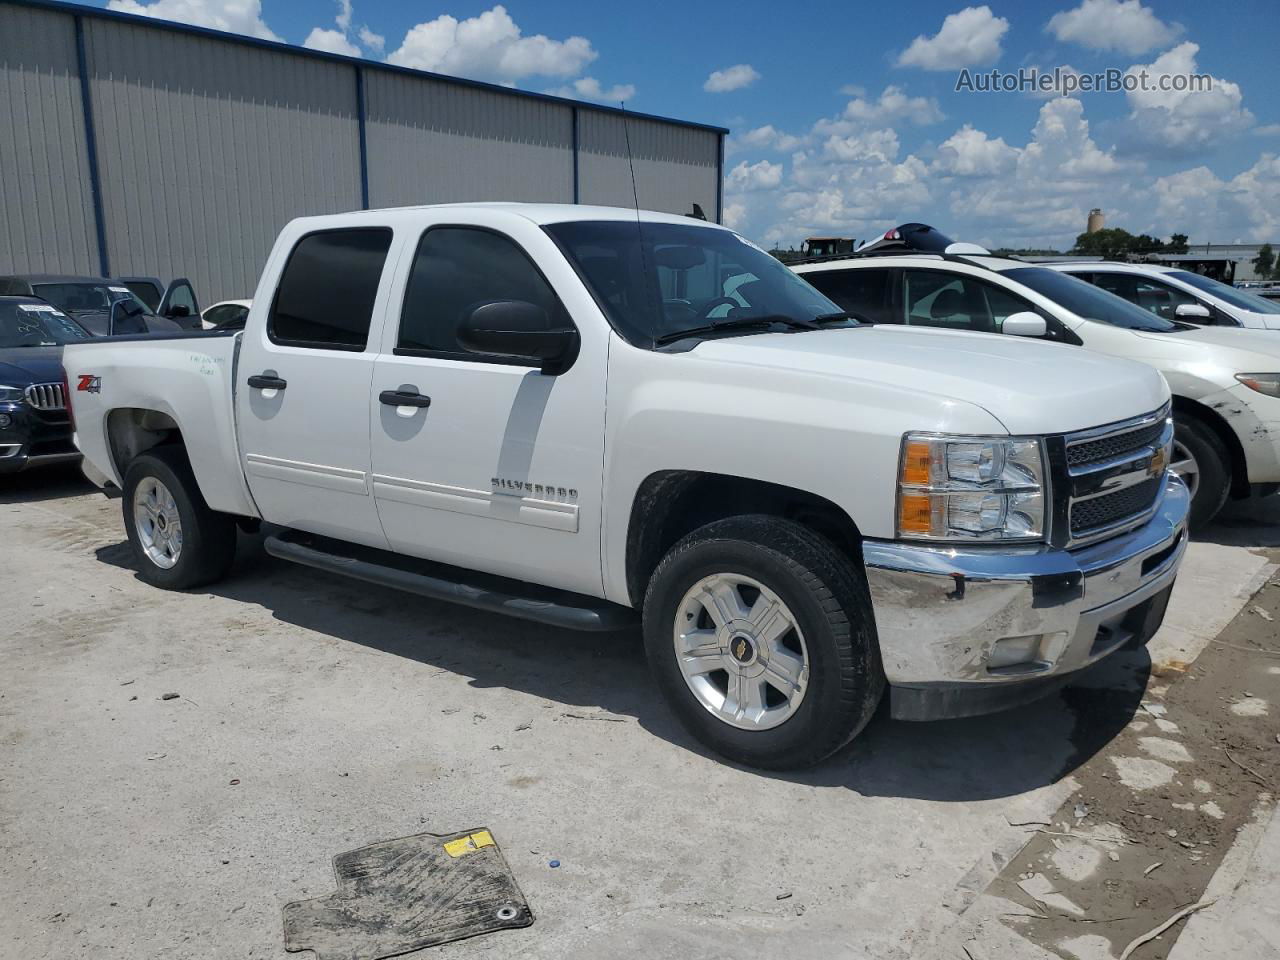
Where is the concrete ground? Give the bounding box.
[1,469,1277,960]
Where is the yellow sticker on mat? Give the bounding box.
[443,830,495,858]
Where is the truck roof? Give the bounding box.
[293,202,728,231]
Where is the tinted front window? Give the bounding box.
[398,228,568,358]
[1003,268,1178,331]
[1170,270,1280,314]
[804,269,892,323]
[545,220,843,345]
[125,281,162,310]
[269,229,392,350]
[0,302,91,347]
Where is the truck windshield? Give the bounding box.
[1003,267,1180,332]
[1168,271,1280,314]
[544,220,848,346]
[0,302,92,346]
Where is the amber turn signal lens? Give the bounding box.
[901,440,933,487]
[898,492,934,536]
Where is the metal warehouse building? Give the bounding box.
[0,0,726,302]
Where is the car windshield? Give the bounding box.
[1168,271,1280,314]
[1003,267,1179,332]
[0,301,92,347]
[32,281,153,317]
[544,220,849,345]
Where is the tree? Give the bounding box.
[1072,227,1193,260]
[1252,243,1275,280]
[1167,233,1189,254]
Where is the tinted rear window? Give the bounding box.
[269,229,393,350]
[803,268,893,323]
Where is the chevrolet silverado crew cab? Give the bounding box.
[797,251,1280,529]
[63,203,1189,769]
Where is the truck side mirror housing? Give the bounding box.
[1174,303,1212,322]
[1002,311,1047,338]
[457,300,579,375]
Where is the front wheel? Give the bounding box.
[1172,412,1230,531]
[642,515,884,770]
[123,447,237,589]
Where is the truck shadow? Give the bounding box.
[1200,494,1280,549]
[0,463,95,504]
[96,534,1147,804]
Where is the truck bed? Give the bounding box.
[62,330,259,518]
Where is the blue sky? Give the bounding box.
[95,0,1280,249]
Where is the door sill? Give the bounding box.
[263,529,636,632]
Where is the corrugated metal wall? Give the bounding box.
[0,4,101,275]
[0,1,724,304]
[578,112,720,218]
[366,72,574,209]
[84,18,362,302]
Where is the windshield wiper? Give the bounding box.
[654,315,819,346]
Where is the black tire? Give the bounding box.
[1174,412,1231,531]
[642,515,884,770]
[122,447,237,589]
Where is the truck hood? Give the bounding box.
[0,347,66,385]
[690,325,1169,435]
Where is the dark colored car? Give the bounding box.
[0,274,186,335]
[118,275,202,327]
[0,296,91,474]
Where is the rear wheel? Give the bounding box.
[123,447,237,589]
[1172,412,1230,531]
[643,515,884,770]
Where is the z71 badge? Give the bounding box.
[77,375,101,394]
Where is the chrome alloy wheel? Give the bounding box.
[133,477,183,569]
[1170,438,1200,499]
[672,573,809,731]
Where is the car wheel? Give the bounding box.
[642,515,884,770]
[1172,412,1230,531]
[123,447,237,589]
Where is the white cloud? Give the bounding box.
[1046,0,1181,55]
[335,0,352,31]
[838,83,866,98]
[723,202,748,231]
[933,124,1018,176]
[1254,124,1280,137]
[105,0,280,41]
[303,27,361,57]
[546,76,636,103]
[358,25,385,53]
[726,160,784,192]
[732,124,805,153]
[387,5,596,83]
[1117,43,1253,154]
[704,64,761,93]
[1152,155,1280,241]
[896,6,1008,70]
[836,85,944,127]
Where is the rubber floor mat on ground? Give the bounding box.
[283,828,532,960]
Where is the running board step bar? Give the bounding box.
[263,529,637,632]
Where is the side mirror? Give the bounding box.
[1002,311,1048,338]
[457,300,579,375]
[167,304,191,318]
[1175,303,1212,322]
[108,299,146,336]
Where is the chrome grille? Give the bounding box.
[24,382,66,411]
[1064,404,1171,546]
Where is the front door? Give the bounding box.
[368,219,608,596]
[236,226,398,549]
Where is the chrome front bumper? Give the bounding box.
[865,475,1190,720]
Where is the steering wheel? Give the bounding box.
[696,297,741,320]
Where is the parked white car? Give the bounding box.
[796,254,1280,528]
[200,299,251,330]
[62,204,1188,769]
[1047,261,1280,331]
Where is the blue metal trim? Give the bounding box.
[716,134,725,224]
[355,65,369,209]
[11,0,730,136]
[73,14,109,277]
[571,106,580,204]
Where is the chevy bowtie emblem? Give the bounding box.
[1151,445,1169,477]
[734,638,748,659]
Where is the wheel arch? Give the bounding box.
[624,470,864,608]
[106,407,188,480]
[1172,395,1250,498]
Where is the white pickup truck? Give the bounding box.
[63,203,1190,769]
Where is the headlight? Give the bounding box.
[1235,374,1280,398]
[0,384,25,403]
[897,434,1047,542]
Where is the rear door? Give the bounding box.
[367,214,609,596]
[235,226,398,549]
